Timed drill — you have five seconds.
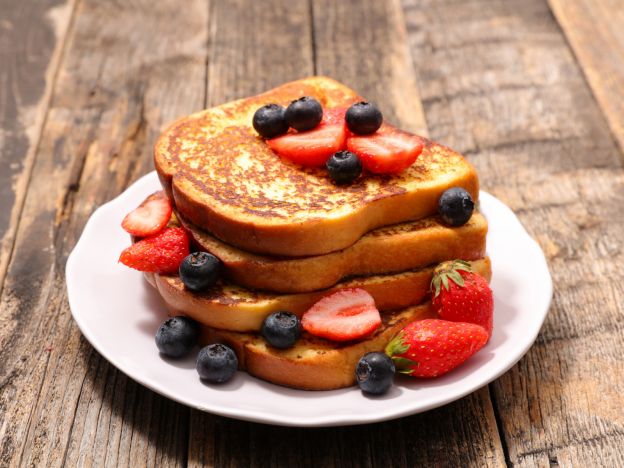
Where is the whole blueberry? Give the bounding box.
[155,316,200,358]
[179,252,222,292]
[355,352,395,395]
[345,101,383,135]
[252,104,288,138]
[285,96,323,131]
[261,311,301,349]
[438,187,475,226]
[326,150,362,185]
[196,344,238,384]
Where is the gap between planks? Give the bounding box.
[0,0,80,296]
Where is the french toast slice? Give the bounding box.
[154,76,479,257]
[144,257,491,332]
[200,302,437,390]
[180,210,488,293]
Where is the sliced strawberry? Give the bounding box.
[346,125,424,174]
[122,191,172,237]
[267,108,347,167]
[119,227,189,274]
[301,288,382,342]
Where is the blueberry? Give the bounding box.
[196,343,238,384]
[155,316,200,358]
[355,352,395,395]
[326,151,362,185]
[438,187,475,226]
[253,104,288,138]
[261,311,301,349]
[345,101,383,135]
[179,252,222,292]
[285,96,323,131]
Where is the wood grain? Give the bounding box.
[549,0,624,157]
[205,0,314,107]
[312,0,427,136]
[0,0,208,465]
[403,0,624,465]
[0,0,76,295]
[191,387,504,468]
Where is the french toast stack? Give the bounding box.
[144,77,489,390]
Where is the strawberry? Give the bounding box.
[301,288,382,342]
[346,125,424,174]
[267,108,347,167]
[119,227,189,274]
[122,191,172,237]
[385,319,488,377]
[431,260,494,336]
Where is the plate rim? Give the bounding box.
[66,171,552,427]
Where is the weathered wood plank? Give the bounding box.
[403,0,624,465]
[0,0,75,294]
[313,0,427,136]
[205,0,314,107]
[190,387,503,468]
[0,0,209,466]
[189,1,505,467]
[549,0,624,157]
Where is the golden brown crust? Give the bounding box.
[201,303,437,390]
[181,211,488,293]
[154,76,479,256]
[146,258,491,332]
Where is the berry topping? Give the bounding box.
[261,311,301,349]
[179,252,222,292]
[252,103,289,139]
[284,96,323,131]
[121,191,172,237]
[267,108,347,167]
[196,343,238,384]
[346,125,424,174]
[345,101,383,135]
[155,316,200,358]
[326,150,362,185]
[355,352,395,395]
[385,319,488,378]
[119,227,189,274]
[301,288,381,342]
[437,187,475,226]
[431,260,493,336]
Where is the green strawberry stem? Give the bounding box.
[385,333,418,375]
[431,259,473,298]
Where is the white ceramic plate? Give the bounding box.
[66,171,552,427]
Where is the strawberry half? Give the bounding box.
[385,319,488,377]
[119,227,189,274]
[431,260,494,337]
[346,125,424,174]
[267,108,347,167]
[301,288,382,342]
[122,191,172,237]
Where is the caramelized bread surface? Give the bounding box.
[181,210,488,293]
[145,257,491,332]
[201,303,436,390]
[154,76,479,256]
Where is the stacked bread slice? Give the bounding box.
[147,77,489,390]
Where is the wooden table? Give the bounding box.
[1,0,623,466]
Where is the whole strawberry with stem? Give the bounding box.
[385,319,488,377]
[431,259,493,336]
